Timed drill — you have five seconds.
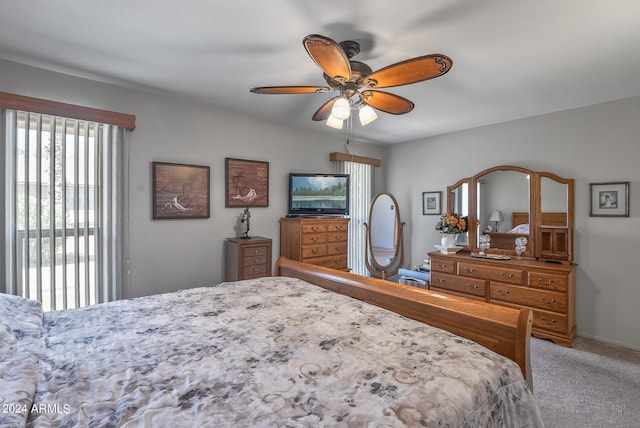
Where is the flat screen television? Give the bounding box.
[288,173,350,216]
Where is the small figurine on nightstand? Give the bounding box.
[240,207,251,239]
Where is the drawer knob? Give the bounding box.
[540,317,557,324]
[253,249,259,254]
[501,272,514,279]
[311,237,318,242]
[496,289,510,297]
[254,258,259,263]
[437,263,447,269]
[435,278,445,284]
[464,267,475,273]
[538,278,554,285]
[541,297,556,304]
[253,267,258,272]
[467,283,479,290]
[311,249,318,254]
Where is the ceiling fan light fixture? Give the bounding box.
[331,97,351,120]
[358,104,378,126]
[326,114,344,129]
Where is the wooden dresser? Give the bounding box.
[280,217,350,271]
[429,251,576,347]
[224,236,272,281]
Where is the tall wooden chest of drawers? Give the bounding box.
[280,217,350,271]
[225,236,272,281]
[429,251,576,347]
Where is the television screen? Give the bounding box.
[288,173,350,216]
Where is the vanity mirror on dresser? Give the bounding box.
[433,165,576,347]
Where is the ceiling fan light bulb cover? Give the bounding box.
[331,97,351,120]
[359,105,378,126]
[326,114,344,129]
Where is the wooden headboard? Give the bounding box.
[512,212,567,228]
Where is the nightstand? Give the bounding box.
[224,236,272,281]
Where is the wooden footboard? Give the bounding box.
[275,257,533,388]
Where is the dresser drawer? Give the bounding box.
[494,301,568,334]
[490,282,567,312]
[430,272,487,297]
[243,254,267,267]
[328,222,348,232]
[532,307,568,334]
[431,258,456,274]
[301,244,328,259]
[327,242,348,255]
[302,224,327,233]
[528,271,568,291]
[242,245,268,257]
[310,255,348,270]
[327,231,348,242]
[458,262,523,285]
[243,263,268,277]
[302,233,327,245]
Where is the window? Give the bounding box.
[332,152,379,276]
[1,93,135,310]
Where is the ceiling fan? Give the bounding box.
[250,34,452,129]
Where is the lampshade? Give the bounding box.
[331,97,351,120]
[326,114,343,129]
[489,210,503,222]
[358,104,378,126]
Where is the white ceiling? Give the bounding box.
[1,0,639,144]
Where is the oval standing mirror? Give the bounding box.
[364,192,405,279]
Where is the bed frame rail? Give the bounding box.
[275,257,533,388]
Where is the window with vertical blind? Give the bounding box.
[1,93,135,311]
[331,152,379,276]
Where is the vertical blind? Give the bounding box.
[334,160,373,276]
[3,109,129,310]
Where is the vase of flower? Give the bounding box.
[435,213,468,248]
[441,233,457,248]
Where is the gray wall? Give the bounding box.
[387,96,640,351]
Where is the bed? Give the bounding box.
[487,211,567,250]
[1,257,543,427]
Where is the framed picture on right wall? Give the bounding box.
[589,181,629,217]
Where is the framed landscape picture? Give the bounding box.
[225,158,269,207]
[589,181,629,217]
[152,162,210,219]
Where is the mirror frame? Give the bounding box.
[448,165,574,261]
[364,192,405,279]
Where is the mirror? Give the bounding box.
[476,167,532,257]
[364,192,405,279]
[447,178,470,247]
[447,165,573,261]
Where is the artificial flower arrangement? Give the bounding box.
[434,213,468,234]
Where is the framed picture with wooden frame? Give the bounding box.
[152,162,210,219]
[225,158,269,207]
[422,191,442,215]
[589,181,629,217]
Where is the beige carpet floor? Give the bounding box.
[531,337,640,428]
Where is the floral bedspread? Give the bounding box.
[2,276,544,427]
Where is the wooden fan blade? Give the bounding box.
[361,90,414,115]
[364,54,452,89]
[250,86,330,94]
[312,97,339,121]
[303,34,351,82]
